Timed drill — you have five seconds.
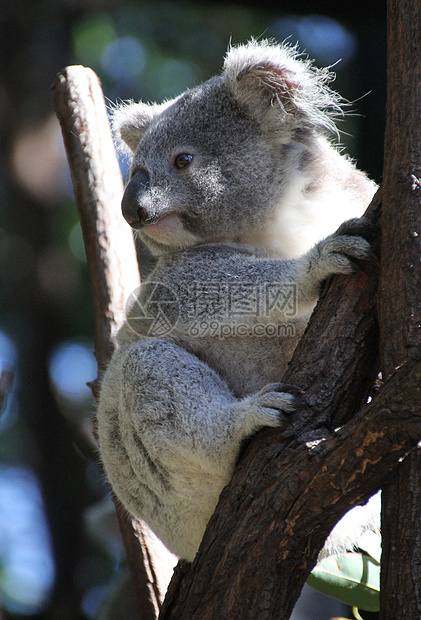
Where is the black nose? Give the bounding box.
[121,170,152,228]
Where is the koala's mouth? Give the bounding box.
[141,213,199,248]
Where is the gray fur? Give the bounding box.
[97,40,379,563]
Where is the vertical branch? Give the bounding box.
[379,1,421,617]
[51,66,139,366]
[52,65,161,619]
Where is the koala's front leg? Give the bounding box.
[97,337,297,559]
[292,218,376,306]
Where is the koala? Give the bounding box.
[97,40,379,564]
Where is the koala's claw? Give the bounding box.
[335,216,377,238]
[258,382,304,397]
[310,230,375,286]
[250,381,308,427]
[334,217,380,258]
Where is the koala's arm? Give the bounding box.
[135,218,375,334]
[264,217,374,308]
[283,218,375,309]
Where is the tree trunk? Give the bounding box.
[379,0,421,617]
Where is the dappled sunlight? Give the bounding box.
[11,115,72,205]
[0,465,55,615]
[270,14,357,65]
[48,339,96,403]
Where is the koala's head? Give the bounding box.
[113,40,341,256]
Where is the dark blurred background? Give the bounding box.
[0,1,385,618]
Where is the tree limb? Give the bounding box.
[52,65,162,620]
[51,65,140,366]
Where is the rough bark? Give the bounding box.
[379,0,421,617]
[52,66,161,620]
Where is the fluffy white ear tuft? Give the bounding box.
[222,39,342,135]
[111,99,176,155]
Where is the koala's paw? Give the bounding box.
[334,217,379,245]
[244,382,305,430]
[311,217,377,280]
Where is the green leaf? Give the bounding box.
[307,552,380,612]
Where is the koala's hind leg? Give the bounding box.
[115,339,296,470]
[97,338,298,559]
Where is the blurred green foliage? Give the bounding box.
[71,2,270,101]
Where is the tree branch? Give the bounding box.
[51,65,140,367]
[160,190,405,619]
[52,65,162,620]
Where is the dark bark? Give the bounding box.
[0,369,14,413]
[379,0,421,617]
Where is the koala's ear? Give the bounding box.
[222,40,339,134]
[111,99,176,154]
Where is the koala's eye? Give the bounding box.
[174,153,193,170]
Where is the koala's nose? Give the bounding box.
[121,170,154,229]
